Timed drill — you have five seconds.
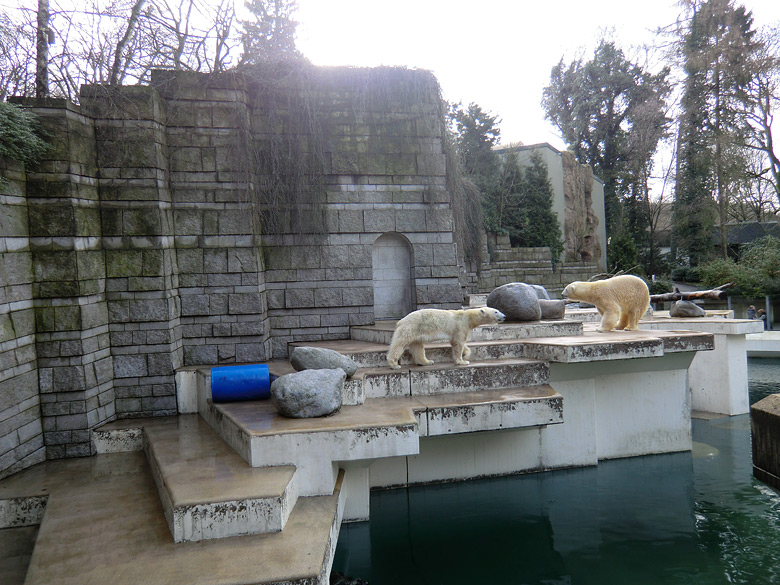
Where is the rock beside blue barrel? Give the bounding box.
[271,368,345,418]
[290,346,358,377]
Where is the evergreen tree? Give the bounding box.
[450,102,501,192]
[673,0,759,263]
[516,152,564,262]
[449,102,502,232]
[242,0,300,63]
[497,151,564,264]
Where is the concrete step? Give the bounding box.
[272,352,550,399]
[0,451,344,585]
[143,415,299,543]
[415,384,563,436]
[200,382,563,496]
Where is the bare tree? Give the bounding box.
[2,0,243,101]
[740,26,780,208]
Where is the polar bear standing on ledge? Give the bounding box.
[562,275,650,332]
[386,307,506,369]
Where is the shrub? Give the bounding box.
[0,101,48,166]
[648,278,674,295]
[698,236,780,296]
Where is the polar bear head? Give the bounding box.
[468,307,506,326]
[562,281,585,301]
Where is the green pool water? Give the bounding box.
[332,358,780,585]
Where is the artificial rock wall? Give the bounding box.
[0,66,463,476]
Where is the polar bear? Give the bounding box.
[386,307,506,369]
[562,275,650,332]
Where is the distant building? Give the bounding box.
[718,222,780,256]
[495,143,607,270]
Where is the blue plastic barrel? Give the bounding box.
[211,364,271,402]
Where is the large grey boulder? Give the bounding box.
[487,282,542,322]
[539,299,565,320]
[270,369,345,418]
[670,300,707,318]
[290,346,358,378]
[529,285,550,300]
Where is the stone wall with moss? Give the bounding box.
[0,157,44,479]
[0,65,463,476]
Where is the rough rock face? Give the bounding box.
[530,285,550,300]
[539,299,565,320]
[562,150,602,265]
[290,346,358,378]
[486,283,541,322]
[270,369,345,418]
[670,300,707,318]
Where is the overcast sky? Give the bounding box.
[295,0,780,150]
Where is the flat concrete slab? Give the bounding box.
[0,452,342,585]
[142,415,298,542]
[516,328,713,363]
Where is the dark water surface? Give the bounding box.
[332,358,780,585]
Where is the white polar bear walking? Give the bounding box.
[562,274,650,332]
[386,307,506,369]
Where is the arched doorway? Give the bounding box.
[372,233,414,320]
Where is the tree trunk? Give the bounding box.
[36,0,49,98]
[110,0,147,86]
[649,283,734,303]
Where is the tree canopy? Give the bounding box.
[542,39,672,245]
[242,0,301,64]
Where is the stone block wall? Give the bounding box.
[250,68,462,357]
[80,86,183,419]
[0,158,44,479]
[1,66,466,475]
[150,72,268,367]
[24,99,115,459]
[465,234,600,297]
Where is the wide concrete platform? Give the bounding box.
[0,451,344,585]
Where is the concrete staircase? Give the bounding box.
[0,317,718,585]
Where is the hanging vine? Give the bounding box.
[233,58,327,236]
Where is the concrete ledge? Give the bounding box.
[752,394,780,492]
[746,331,780,357]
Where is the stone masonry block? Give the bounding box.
[286,289,314,309]
[364,209,395,233]
[129,299,170,322]
[338,210,364,233]
[395,210,426,232]
[228,293,263,314]
[174,209,203,235]
[113,354,148,378]
[228,248,259,273]
[176,249,204,273]
[315,288,343,308]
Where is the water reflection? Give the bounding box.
[333,359,780,585]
